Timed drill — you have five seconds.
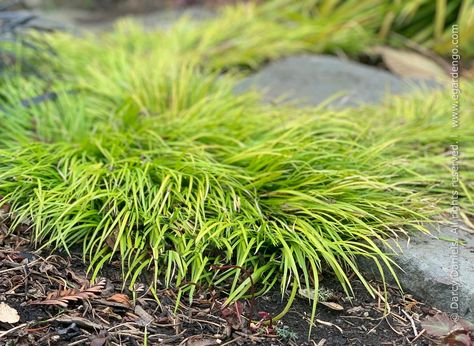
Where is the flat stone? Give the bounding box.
[359,224,474,321]
[235,54,440,108]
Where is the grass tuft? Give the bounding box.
[0,2,473,335]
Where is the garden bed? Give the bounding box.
[1,1,473,345]
[0,225,437,345]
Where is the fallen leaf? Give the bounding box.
[0,302,20,323]
[424,316,474,346]
[459,319,474,332]
[95,298,132,310]
[107,293,132,307]
[0,196,11,215]
[39,263,59,274]
[299,288,317,299]
[220,301,244,330]
[134,305,154,326]
[185,335,221,346]
[319,301,344,311]
[90,331,109,346]
[449,331,473,346]
[346,306,365,315]
[421,313,458,337]
[371,46,448,81]
[299,287,340,307]
[90,337,108,346]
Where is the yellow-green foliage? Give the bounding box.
[260,0,474,58]
[0,2,473,332]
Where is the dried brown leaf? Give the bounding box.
[185,335,220,346]
[371,46,448,81]
[422,313,459,337]
[220,301,244,330]
[450,332,473,346]
[346,306,365,315]
[107,293,132,307]
[134,305,154,326]
[90,331,109,346]
[319,301,344,311]
[421,312,474,346]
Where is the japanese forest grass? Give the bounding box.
[0,16,473,324]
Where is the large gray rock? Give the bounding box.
[360,224,474,321]
[235,55,440,108]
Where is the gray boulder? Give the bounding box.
[360,224,474,321]
[235,54,441,108]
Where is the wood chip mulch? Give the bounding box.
[0,213,445,346]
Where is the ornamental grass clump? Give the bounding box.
[0,2,473,329]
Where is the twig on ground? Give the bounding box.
[410,329,426,344]
[68,338,91,345]
[56,315,104,330]
[315,319,343,334]
[366,316,384,334]
[384,316,404,336]
[401,309,418,337]
[0,323,28,338]
[0,258,40,274]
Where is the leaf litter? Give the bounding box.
[0,216,461,345]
